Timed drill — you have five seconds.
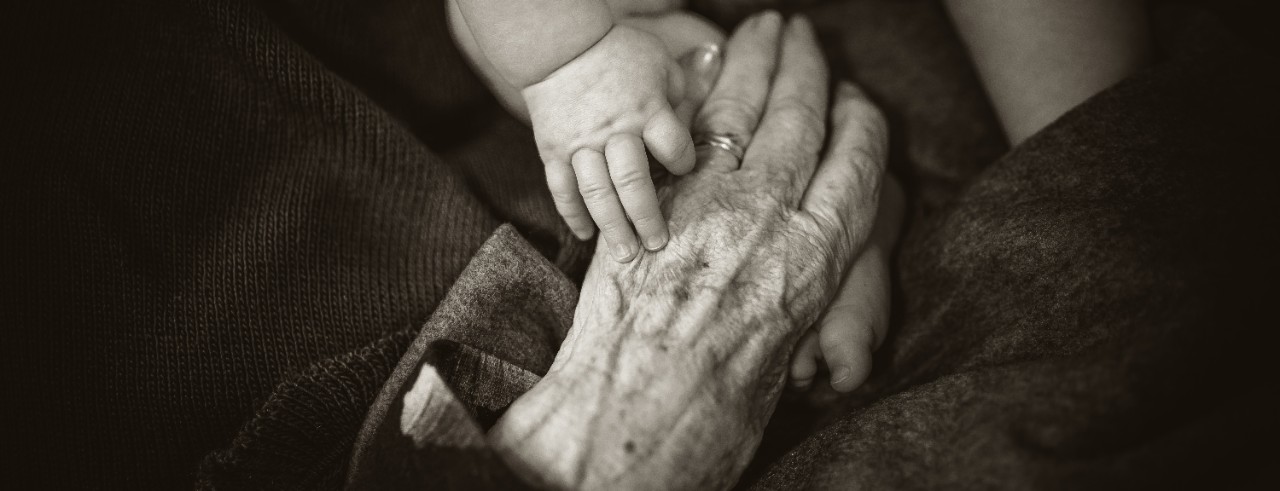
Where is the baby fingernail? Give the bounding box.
[830,366,852,386]
[612,240,637,261]
[643,232,668,251]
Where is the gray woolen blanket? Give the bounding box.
[2,0,1275,488]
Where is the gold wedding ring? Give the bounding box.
[693,133,746,162]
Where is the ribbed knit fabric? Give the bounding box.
[345,224,576,491]
[197,330,418,489]
[1,0,585,487]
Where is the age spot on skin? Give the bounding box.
[673,286,690,303]
[624,441,636,453]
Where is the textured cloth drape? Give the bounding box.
[3,0,1275,488]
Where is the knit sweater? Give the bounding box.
[3,0,1276,488]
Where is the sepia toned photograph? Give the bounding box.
[3,0,1274,488]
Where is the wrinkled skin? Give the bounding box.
[489,14,890,490]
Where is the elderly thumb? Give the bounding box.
[673,43,723,126]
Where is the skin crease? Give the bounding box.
[521,25,686,167]
[449,0,899,392]
[445,0,725,124]
[489,15,892,490]
[448,0,727,254]
[525,24,708,257]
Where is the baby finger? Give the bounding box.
[573,149,641,262]
[606,134,668,251]
[545,160,595,240]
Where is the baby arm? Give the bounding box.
[789,1,1150,393]
[945,0,1150,144]
[453,0,615,88]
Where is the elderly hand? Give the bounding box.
[489,12,891,490]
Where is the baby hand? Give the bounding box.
[789,245,889,393]
[523,25,694,261]
[790,177,902,393]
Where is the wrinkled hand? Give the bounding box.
[489,12,890,490]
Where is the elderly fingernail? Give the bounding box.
[751,10,783,32]
[783,14,814,38]
[682,43,721,70]
[679,43,723,91]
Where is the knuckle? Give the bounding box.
[577,179,617,203]
[699,96,761,131]
[664,134,692,161]
[549,186,581,205]
[537,139,568,163]
[772,97,826,134]
[845,145,879,172]
[555,203,590,224]
[841,104,888,146]
[630,209,663,228]
[562,211,591,225]
[797,124,825,150]
[760,165,795,190]
[596,216,631,236]
[611,166,653,191]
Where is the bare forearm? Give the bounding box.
[453,0,614,87]
[945,0,1150,144]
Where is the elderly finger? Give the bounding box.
[546,160,596,240]
[606,134,668,251]
[573,149,640,262]
[800,81,888,253]
[644,108,696,176]
[745,15,830,203]
[691,10,783,172]
[674,43,724,125]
